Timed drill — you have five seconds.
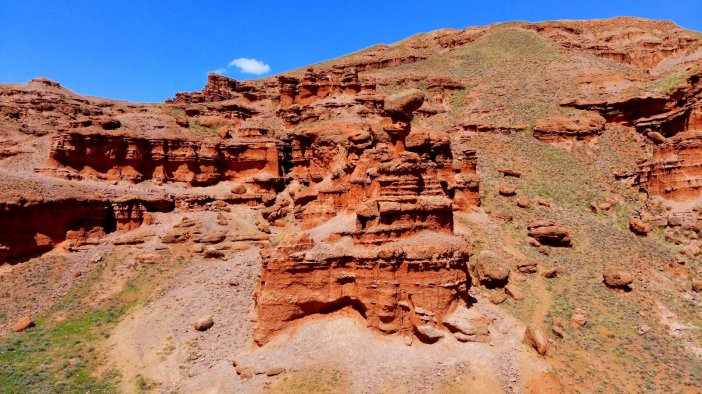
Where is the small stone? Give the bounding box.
[543,268,558,278]
[692,278,702,292]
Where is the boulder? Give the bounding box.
[266,367,285,376]
[629,218,653,236]
[194,316,214,331]
[231,183,247,194]
[505,284,524,300]
[527,220,572,247]
[571,308,587,327]
[524,324,548,355]
[14,317,35,332]
[442,306,490,343]
[194,231,227,244]
[488,291,506,304]
[499,184,517,196]
[34,233,54,248]
[515,197,531,208]
[414,324,444,343]
[543,268,558,278]
[384,89,425,120]
[603,267,634,288]
[469,250,510,287]
[551,317,566,338]
[204,248,225,259]
[646,131,666,144]
[692,278,702,292]
[161,228,190,244]
[499,168,522,177]
[135,253,163,264]
[517,261,538,274]
[536,198,552,207]
[533,111,606,142]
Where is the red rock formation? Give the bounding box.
[0,196,173,262]
[637,131,702,201]
[254,230,472,345]
[629,68,702,200]
[533,112,606,142]
[526,18,701,70]
[279,68,376,107]
[49,131,283,188]
[171,74,253,104]
[254,93,477,344]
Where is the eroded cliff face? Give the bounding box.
[255,232,471,345]
[49,131,282,188]
[0,196,173,261]
[254,123,474,344]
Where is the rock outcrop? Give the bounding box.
[254,231,472,345]
[254,94,476,344]
[49,131,282,188]
[636,131,702,201]
[527,220,573,247]
[0,196,173,262]
[533,112,606,142]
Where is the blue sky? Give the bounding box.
[1,1,701,102]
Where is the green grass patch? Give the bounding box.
[0,254,187,393]
[650,68,696,94]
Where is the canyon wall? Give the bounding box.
[49,131,282,187]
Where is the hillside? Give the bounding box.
[1,17,702,393]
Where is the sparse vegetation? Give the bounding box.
[0,253,189,393]
[262,369,346,394]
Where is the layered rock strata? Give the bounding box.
[0,197,173,262]
[49,131,282,188]
[254,94,475,344]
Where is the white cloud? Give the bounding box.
[228,58,271,75]
[210,67,228,75]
